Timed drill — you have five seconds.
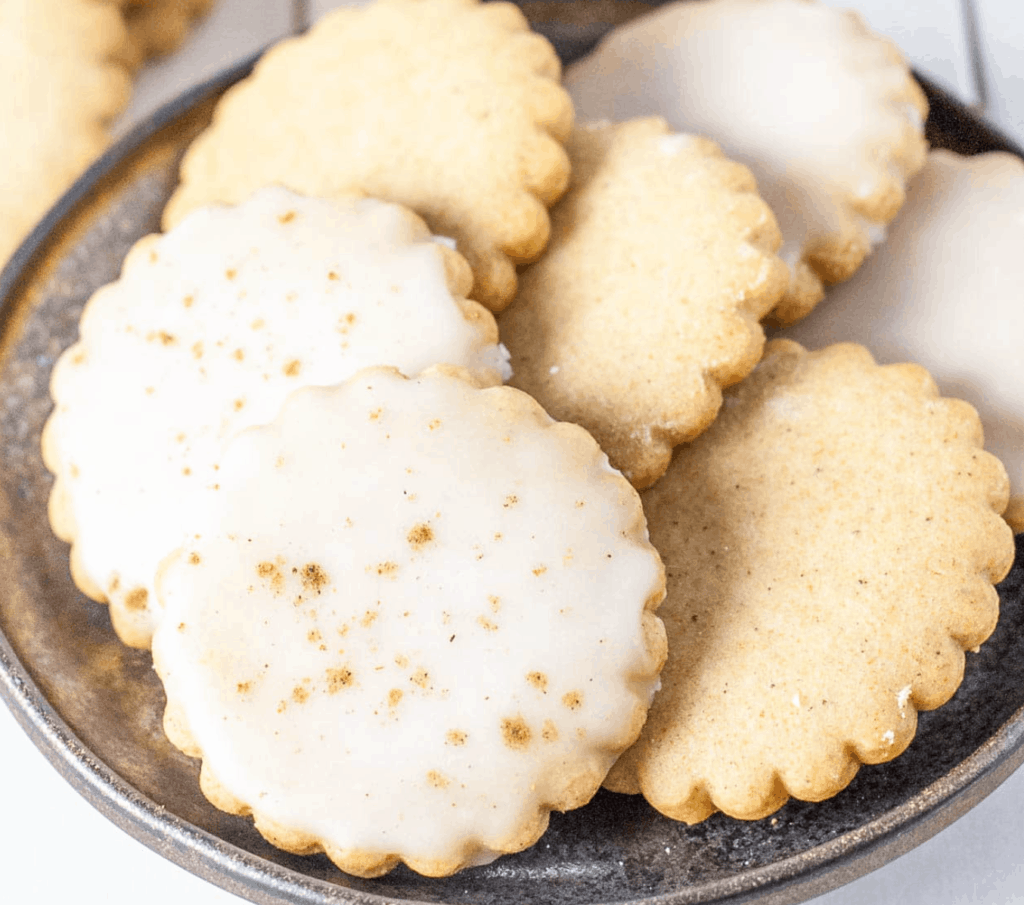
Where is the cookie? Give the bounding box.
[162,0,574,313]
[117,0,216,70]
[151,365,667,877]
[607,340,1014,823]
[498,118,788,489]
[781,150,1024,533]
[565,0,928,326]
[0,0,131,266]
[43,187,509,649]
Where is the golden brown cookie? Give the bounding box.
[1,0,131,266]
[566,0,929,326]
[498,118,788,489]
[607,340,1014,823]
[162,0,574,312]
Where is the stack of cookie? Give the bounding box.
[41,0,1019,879]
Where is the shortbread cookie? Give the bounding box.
[566,0,928,325]
[1,0,131,265]
[498,118,788,489]
[606,341,1014,823]
[43,187,509,649]
[162,0,574,312]
[151,366,667,877]
[781,150,1024,532]
[117,0,216,69]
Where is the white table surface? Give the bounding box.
[3,1,1024,903]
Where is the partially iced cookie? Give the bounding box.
[781,150,1024,531]
[499,118,788,489]
[566,0,928,325]
[151,366,667,877]
[608,341,1013,823]
[43,187,508,649]
[163,0,574,312]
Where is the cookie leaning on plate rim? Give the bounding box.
[42,187,509,649]
[565,0,929,326]
[151,365,667,878]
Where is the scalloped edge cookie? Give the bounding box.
[162,0,574,312]
[607,340,1014,823]
[498,117,788,489]
[152,365,666,876]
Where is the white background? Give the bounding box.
[3,1,1024,903]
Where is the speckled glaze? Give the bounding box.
[2,5,1024,904]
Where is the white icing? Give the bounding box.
[781,150,1024,501]
[565,0,922,276]
[897,685,912,716]
[46,187,507,646]
[151,368,664,870]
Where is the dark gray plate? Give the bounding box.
[3,5,1024,905]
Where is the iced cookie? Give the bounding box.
[498,118,788,489]
[566,0,928,325]
[43,187,508,649]
[607,340,1013,823]
[781,150,1024,532]
[0,0,131,265]
[151,366,667,877]
[162,0,574,312]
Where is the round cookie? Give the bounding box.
[608,340,1014,823]
[162,0,574,313]
[780,150,1024,532]
[498,118,788,489]
[151,365,667,877]
[43,187,509,649]
[1,0,131,266]
[565,0,928,325]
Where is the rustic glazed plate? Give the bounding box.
[3,8,1024,905]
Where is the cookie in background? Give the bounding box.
[565,0,928,326]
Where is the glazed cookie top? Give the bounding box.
[1,0,131,264]
[43,187,508,649]
[781,150,1024,531]
[162,0,574,312]
[607,341,1013,824]
[152,366,667,878]
[566,0,928,325]
[499,118,788,489]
